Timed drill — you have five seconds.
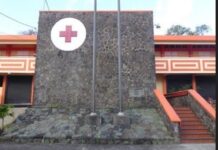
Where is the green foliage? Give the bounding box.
[154,24,161,29]
[0,105,14,118]
[195,24,210,35]
[166,24,210,35]
[48,103,59,108]
[19,29,37,35]
[167,25,193,35]
[0,104,14,131]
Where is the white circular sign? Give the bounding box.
[51,18,86,51]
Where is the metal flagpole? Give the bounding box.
[117,0,124,116]
[90,0,97,116]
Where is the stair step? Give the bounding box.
[181,129,209,133]
[175,110,193,112]
[175,109,192,112]
[181,122,204,126]
[174,107,190,110]
[181,137,214,141]
[181,131,211,135]
[180,116,198,119]
[180,118,199,121]
[180,118,200,121]
[181,124,205,127]
[180,118,198,120]
[181,139,215,143]
[180,120,202,123]
[176,111,193,114]
[181,134,213,138]
[177,112,198,117]
[181,122,207,128]
[175,107,191,109]
[181,126,207,130]
[179,116,197,119]
[178,114,196,117]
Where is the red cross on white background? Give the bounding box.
[51,18,86,51]
[59,26,78,43]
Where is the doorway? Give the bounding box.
[196,75,215,101]
[166,75,192,93]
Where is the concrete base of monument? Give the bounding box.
[0,108,176,144]
[85,114,102,126]
[113,114,130,128]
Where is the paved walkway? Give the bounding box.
[0,143,215,150]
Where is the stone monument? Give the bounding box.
[34,10,156,111]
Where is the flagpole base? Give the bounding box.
[85,112,101,125]
[113,112,130,127]
[89,112,97,116]
[117,112,125,116]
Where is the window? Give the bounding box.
[163,51,189,57]
[10,50,34,56]
[0,76,3,86]
[0,50,7,56]
[176,51,189,57]
[196,76,215,101]
[198,51,211,57]
[164,51,177,57]
[210,51,215,57]
[155,51,161,57]
[192,51,213,57]
[5,76,33,104]
[0,76,3,102]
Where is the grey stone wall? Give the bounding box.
[167,96,188,107]
[186,94,216,136]
[2,108,174,144]
[153,96,180,143]
[34,11,156,110]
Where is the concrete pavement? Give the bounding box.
[0,143,215,150]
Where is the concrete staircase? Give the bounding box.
[174,107,215,143]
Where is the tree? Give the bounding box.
[19,29,37,35]
[166,24,209,35]
[154,24,161,29]
[167,25,193,35]
[0,105,14,132]
[195,24,209,35]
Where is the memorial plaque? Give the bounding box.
[129,88,144,98]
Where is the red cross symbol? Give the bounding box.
[59,26,78,43]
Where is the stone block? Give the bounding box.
[85,114,102,126]
[113,114,130,127]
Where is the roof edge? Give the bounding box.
[0,35,215,43]
[154,35,215,43]
[39,10,153,13]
